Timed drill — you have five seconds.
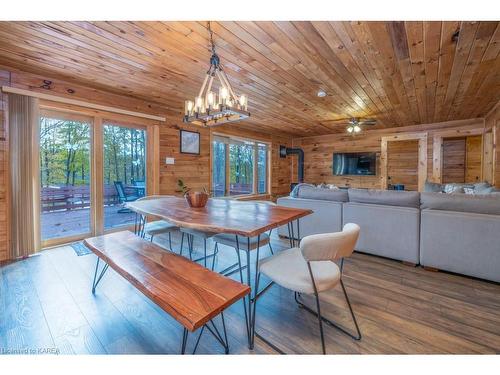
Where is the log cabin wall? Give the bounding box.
[292,118,494,189]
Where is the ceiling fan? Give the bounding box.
[345,118,377,134]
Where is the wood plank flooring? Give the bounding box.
[1,231,499,354]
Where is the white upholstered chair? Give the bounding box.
[253,223,362,354]
[136,195,179,250]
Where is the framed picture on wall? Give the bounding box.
[180,129,200,155]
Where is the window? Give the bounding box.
[212,135,269,196]
[39,115,92,241]
[103,123,147,230]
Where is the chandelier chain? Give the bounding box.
[207,21,216,55]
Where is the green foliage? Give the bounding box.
[176,179,190,194]
[39,117,146,188]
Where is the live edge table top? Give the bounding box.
[127,196,312,238]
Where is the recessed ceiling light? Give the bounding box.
[317,90,326,98]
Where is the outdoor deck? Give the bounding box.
[41,205,136,240]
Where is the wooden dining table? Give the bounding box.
[126,196,313,349]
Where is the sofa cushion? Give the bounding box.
[348,188,420,208]
[420,192,500,215]
[295,184,349,202]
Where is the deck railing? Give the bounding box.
[40,184,136,212]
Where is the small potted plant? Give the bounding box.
[177,179,209,208]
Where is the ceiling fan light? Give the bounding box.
[317,89,326,98]
[347,125,354,133]
[354,125,361,133]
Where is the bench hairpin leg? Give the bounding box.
[191,312,230,354]
[181,327,189,354]
[91,257,109,294]
[192,326,205,354]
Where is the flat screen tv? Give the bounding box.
[333,152,376,176]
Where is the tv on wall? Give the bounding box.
[333,152,376,176]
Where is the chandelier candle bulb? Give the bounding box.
[239,95,247,110]
[206,91,216,110]
[195,96,204,112]
[184,100,194,116]
[219,86,228,105]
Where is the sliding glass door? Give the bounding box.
[103,123,147,230]
[39,114,92,243]
[39,110,150,247]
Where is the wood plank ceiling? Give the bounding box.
[0,21,499,136]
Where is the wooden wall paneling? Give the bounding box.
[381,133,427,191]
[484,101,500,187]
[465,135,483,182]
[380,138,388,189]
[482,131,494,183]
[431,126,487,184]
[432,136,443,183]
[442,137,466,183]
[0,70,9,261]
[2,86,166,122]
[294,119,487,190]
[386,140,419,190]
[147,124,160,196]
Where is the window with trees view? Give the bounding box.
[40,116,92,241]
[39,113,148,243]
[212,135,269,196]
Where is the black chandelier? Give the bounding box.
[183,22,250,127]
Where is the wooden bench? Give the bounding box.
[83,230,250,354]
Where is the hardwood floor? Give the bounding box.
[1,231,499,354]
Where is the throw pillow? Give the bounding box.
[424,181,443,193]
[444,183,464,194]
[464,187,475,195]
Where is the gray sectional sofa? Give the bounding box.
[277,185,500,283]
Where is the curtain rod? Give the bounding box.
[1,86,166,122]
